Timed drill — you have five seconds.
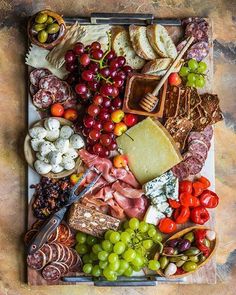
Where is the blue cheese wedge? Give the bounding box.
[144,206,165,225]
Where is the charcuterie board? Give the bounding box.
[25,12,222,286]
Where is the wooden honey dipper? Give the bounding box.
[139,36,195,112]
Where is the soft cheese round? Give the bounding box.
[34,160,52,174]
[60,125,74,139]
[48,150,63,165]
[31,138,45,152]
[64,148,78,159]
[62,155,75,170]
[69,134,84,149]
[39,141,56,156]
[36,152,49,164]
[45,129,60,141]
[29,127,47,139]
[44,118,60,131]
[51,164,64,173]
[54,138,70,154]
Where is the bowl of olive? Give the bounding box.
[154,226,217,278]
[28,10,66,49]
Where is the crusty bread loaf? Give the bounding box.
[142,58,183,76]
[129,25,158,60]
[112,27,145,70]
[146,24,177,58]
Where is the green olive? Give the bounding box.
[176,260,186,267]
[159,256,169,270]
[35,13,48,24]
[203,238,211,248]
[46,16,54,24]
[199,254,207,263]
[189,255,199,263]
[183,232,195,243]
[184,247,200,256]
[46,23,60,34]
[182,261,198,272]
[169,256,182,263]
[37,30,48,43]
[180,255,188,261]
[33,23,46,32]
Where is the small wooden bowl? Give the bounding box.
[27,10,66,50]
[24,117,82,179]
[154,226,218,279]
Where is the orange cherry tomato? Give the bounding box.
[179,180,193,194]
[70,172,84,185]
[192,181,204,197]
[158,218,177,234]
[114,122,127,136]
[173,206,190,224]
[63,108,78,121]
[51,103,64,117]
[168,199,181,209]
[113,155,128,168]
[198,176,211,189]
[111,110,125,123]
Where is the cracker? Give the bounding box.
[164,86,180,117]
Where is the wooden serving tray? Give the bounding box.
[26,14,215,286]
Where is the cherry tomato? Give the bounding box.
[168,73,181,86]
[63,108,78,121]
[111,110,125,123]
[114,122,127,136]
[70,173,84,185]
[192,181,204,197]
[173,206,190,224]
[113,155,128,168]
[123,114,138,127]
[158,218,177,234]
[50,103,64,117]
[199,190,219,208]
[192,196,200,207]
[179,192,194,207]
[190,206,210,225]
[198,176,211,189]
[168,199,181,209]
[179,180,193,194]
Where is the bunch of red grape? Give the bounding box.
[64,41,133,158]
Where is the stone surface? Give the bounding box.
[0,0,236,294]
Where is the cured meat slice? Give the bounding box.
[188,132,211,149]
[53,261,68,275]
[33,89,53,109]
[48,227,59,243]
[42,264,61,281]
[184,156,203,175]
[188,140,208,158]
[39,75,62,94]
[186,41,209,61]
[183,151,206,165]
[40,244,53,264]
[27,249,47,270]
[57,243,66,261]
[65,250,74,268]
[29,68,51,87]
[201,125,213,142]
[49,243,61,262]
[172,162,189,181]
[69,251,82,272]
[29,84,39,97]
[54,81,71,103]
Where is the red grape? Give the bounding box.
[100,134,112,146]
[123,65,132,74]
[105,50,116,60]
[80,53,90,66]
[88,80,99,91]
[103,120,114,132]
[90,41,101,50]
[98,109,110,121]
[110,70,117,78]
[89,62,99,73]
[113,76,124,88]
[93,94,103,105]
[93,120,102,131]
[117,56,126,67]
[87,145,94,154]
[100,67,110,78]
[123,113,138,127]
[87,137,99,145]
[100,83,113,96]
[82,70,94,82]
[82,127,90,137]
[87,104,100,117]
[65,50,76,63]
[109,59,119,70]
[66,73,77,85]
[111,86,119,98]
[80,89,92,100]
[101,97,111,108]
[112,97,122,109]
[100,147,110,158]
[73,42,84,55]
[89,129,101,141]
[108,106,116,113]
[75,83,87,95]
[116,70,126,80]
[107,140,118,151]
[91,49,103,59]
[65,63,77,72]
[83,115,95,128]
[93,143,103,155]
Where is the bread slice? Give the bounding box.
[146,24,177,58]
[141,58,183,76]
[112,28,145,70]
[129,25,158,60]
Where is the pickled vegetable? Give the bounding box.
[203,238,211,248]
[189,255,199,262]
[182,261,198,272]
[163,247,175,255]
[38,30,48,43]
[33,23,46,32]
[183,232,195,243]
[46,16,54,24]
[164,263,177,276]
[46,23,60,34]
[35,13,48,24]
[159,256,169,270]
[183,247,200,256]
[177,239,191,252]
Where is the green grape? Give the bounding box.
[82,254,93,264]
[138,221,149,233]
[92,243,103,254]
[98,250,109,261]
[75,243,88,255]
[142,239,153,249]
[123,249,136,262]
[132,265,142,272]
[123,220,129,229]
[119,259,129,271]
[101,240,113,252]
[148,228,156,238]
[103,267,117,281]
[99,260,108,269]
[105,230,114,240]
[148,260,160,271]
[90,252,98,261]
[132,237,140,244]
[120,232,131,244]
[108,260,120,271]
[179,66,189,77]
[109,232,120,244]
[91,265,102,277]
[195,74,205,88]
[186,81,196,87]
[113,241,126,254]
[86,235,98,246]
[76,232,87,244]
[132,253,143,267]
[197,61,207,73]
[129,218,140,230]
[187,73,196,82]
[124,266,133,277]
[125,228,135,237]
[108,253,119,263]
[152,232,163,243]
[83,263,93,274]
[188,59,198,71]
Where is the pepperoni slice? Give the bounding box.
[33,89,53,109]
[29,68,51,87]
[27,249,47,270]
[42,264,61,281]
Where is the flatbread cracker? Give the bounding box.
[164,86,180,117]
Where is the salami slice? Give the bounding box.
[172,162,189,181]
[188,140,208,158]
[52,262,68,275]
[27,249,47,270]
[63,246,72,265]
[57,243,66,261]
[65,250,74,268]
[48,227,59,243]
[40,244,53,264]
[29,84,39,97]
[49,243,61,262]
[188,132,211,150]
[201,125,213,141]
[187,41,209,61]
[42,264,61,281]
[183,151,206,165]
[33,89,53,109]
[39,75,62,94]
[54,81,71,103]
[184,156,203,175]
[29,68,51,87]
[70,253,82,272]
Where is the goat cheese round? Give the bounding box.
[60,125,74,139]
[44,118,60,131]
[54,138,70,154]
[45,129,60,141]
[48,151,63,165]
[64,148,78,159]
[39,141,56,156]
[31,138,45,151]
[62,155,75,170]
[51,164,64,173]
[69,134,84,149]
[36,152,49,164]
[34,160,52,174]
[29,127,47,139]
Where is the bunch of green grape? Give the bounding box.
[75,218,163,281]
[179,58,207,88]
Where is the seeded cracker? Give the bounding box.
[164,86,180,117]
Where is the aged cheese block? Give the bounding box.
[117,117,182,184]
[68,202,121,237]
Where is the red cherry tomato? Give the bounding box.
[192,181,204,197]
[198,176,211,189]
[190,206,210,225]
[50,103,64,117]
[199,190,219,208]
[158,218,177,234]
[179,180,193,194]
[168,199,181,209]
[123,114,138,127]
[179,192,194,207]
[173,206,190,224]
[168,73,181,86]
[63,108,78,121]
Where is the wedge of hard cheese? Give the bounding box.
[117,118,182,185]
[68,203,121,237]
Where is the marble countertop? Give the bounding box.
[0,1,235,294]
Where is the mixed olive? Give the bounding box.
[31,12,60,44]
[157,229,216,277]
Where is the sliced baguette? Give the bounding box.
[112,27,145,70]
[141,58,183,76]
[129,25,158,60]
[147,24,177,58]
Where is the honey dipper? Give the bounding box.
[139,36,195,112]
